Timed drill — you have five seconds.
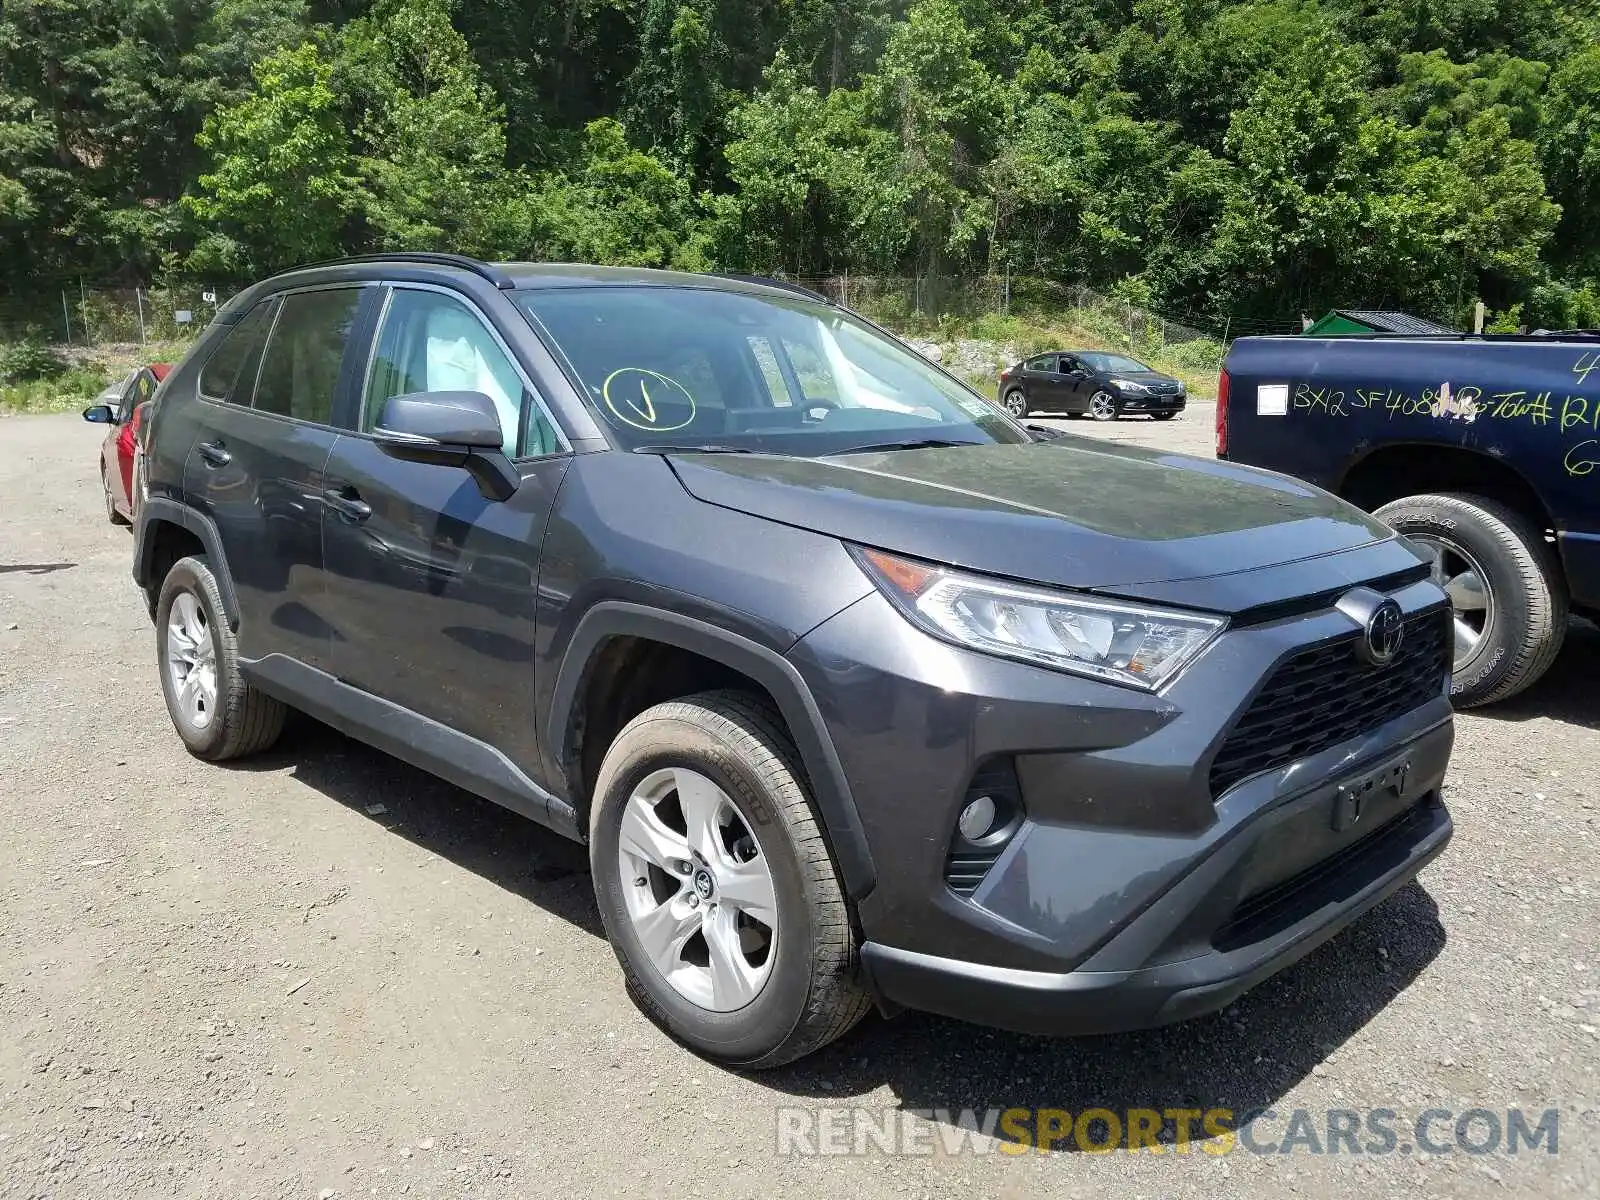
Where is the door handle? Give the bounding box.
[323,486,372,522]
[197,440,231,467]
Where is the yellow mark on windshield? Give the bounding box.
[601,368,696,432]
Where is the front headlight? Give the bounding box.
[853,547,1226,690]
[1111,377,1148,393]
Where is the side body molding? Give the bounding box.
[546,602,878,900]
[243,653,570,835]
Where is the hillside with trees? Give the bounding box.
[1,0,1598,333]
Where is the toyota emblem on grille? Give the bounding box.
[1362,599,1405,665]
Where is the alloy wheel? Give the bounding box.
[1090,391,1117,420]
[616,766,778,1012]
[1003,390,1027,417]
[166,591,218,730]
[1412,533,1492,665]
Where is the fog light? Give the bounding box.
[957,794,997,842]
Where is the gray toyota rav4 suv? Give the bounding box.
[134,254,1455,1067]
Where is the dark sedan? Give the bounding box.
[998,351,1186,421]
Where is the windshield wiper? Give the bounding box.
[632,444,758,455]
[835,438,983,454]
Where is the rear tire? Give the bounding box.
[589,690,870,1068]
[1375,492,1566,706]
[1002,389,1028,418]
[155,555,286,759]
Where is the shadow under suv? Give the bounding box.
[133,254,1455,1067]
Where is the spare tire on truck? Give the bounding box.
[1375,492,1567,707]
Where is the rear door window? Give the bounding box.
[250,289,362,425]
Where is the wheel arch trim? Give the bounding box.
[133,498,242,630]
[1336,441,1556,526]
[547,601,877,900]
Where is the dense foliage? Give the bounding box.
[2,0,1598,330]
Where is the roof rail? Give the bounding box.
[289,252,516,289]
[707,273,833,304]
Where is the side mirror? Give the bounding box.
[82,404,116,424]
[373,390,519,501]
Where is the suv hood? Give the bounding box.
[667,438,1393,596]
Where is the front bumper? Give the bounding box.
[787,562,1453,1035]
[1118,390,1186,413]
[861,786,1449,1035]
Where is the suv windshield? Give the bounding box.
[514,286,1027,454]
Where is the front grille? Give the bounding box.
[1149,382,1181,395]
[945,851,1002,897]
[1209,607,1450,797]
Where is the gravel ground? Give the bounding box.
[1,408,1596,1199]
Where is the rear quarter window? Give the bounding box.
[198,301,277,403]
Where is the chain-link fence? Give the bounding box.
[0,281,240,347]
[778,273,1264,374]
[788,274,1209,337]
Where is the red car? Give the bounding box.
[83,363,170,525]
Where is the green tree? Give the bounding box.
[868,0,1010,273]
[988,89,1182,280]
[719,53,909,273]
[336,0,524,255]
[186,40,357,273]
[1539,45,1600,274]
[1142,0,1337,151]
[528,117,709,268]
[452,0,636,166]
[1388,50,1547,145]
[776,0,898,94]
[1206,30,1377,317]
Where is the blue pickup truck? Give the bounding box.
[1219,334,1600,706]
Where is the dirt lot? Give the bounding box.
[2,405,1597,1199]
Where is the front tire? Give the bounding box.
[1001,389,1028,418]
[155,555,286,759]
[590,690,870,1068]
[1375,492,1566,706]
[1089,390,1119,421]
